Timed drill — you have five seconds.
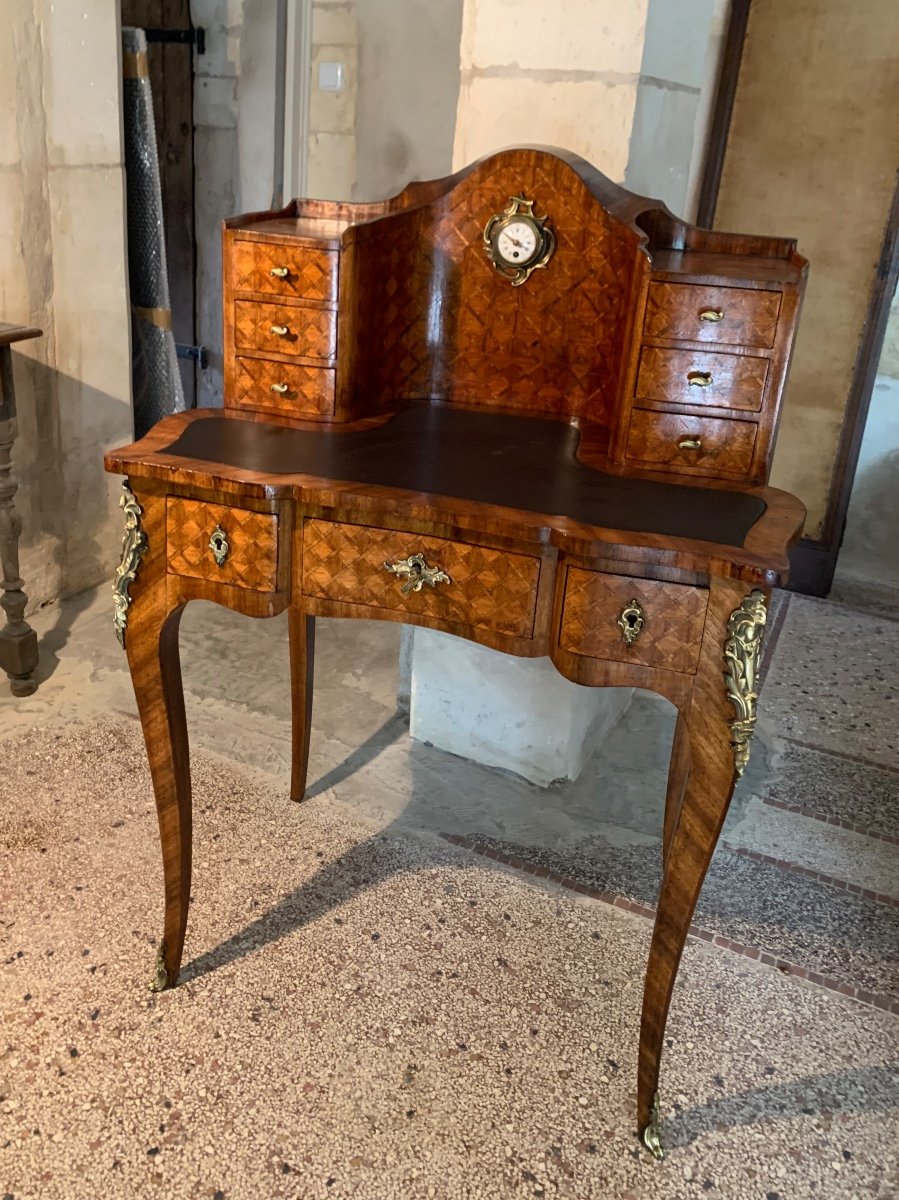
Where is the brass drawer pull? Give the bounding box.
[617,599,645,646]
[384,552,451,595]
[687,371,713,388]
[678,437,703,450]
[270,382,290,394]
[209,524,230,567]
[269,266,290,279]
[699,308,724,322]
[270,324,290,337]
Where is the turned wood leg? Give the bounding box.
[289,608,315,802]
[0,345,38,697]
[638,578,766,1156]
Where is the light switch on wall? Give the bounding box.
[318,61,344,92]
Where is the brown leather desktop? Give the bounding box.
[105,148,807,1158]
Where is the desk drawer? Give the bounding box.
[167,498,279,592]
[644,282,781,349]
[636,346,768,413]
[234,300,336,359]
[560,569,708,673]
[301,519,540,638]
[232,239,338,302]
[232,356,335,417]
[626,409,757,478]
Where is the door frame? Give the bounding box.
[696,2,899,595]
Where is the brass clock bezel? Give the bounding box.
[483,194,556,287]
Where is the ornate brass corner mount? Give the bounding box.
[723,588,768,779]
[209,524,230,567]
[149,940,170,993]
[384,553,451,595]
[641,1092,665,1160]
[112,481,148,649]
[617,598,646,646]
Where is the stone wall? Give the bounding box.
[452,0,649,178]
[0,0,132,614]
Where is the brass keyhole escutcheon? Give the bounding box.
[617,598,645,647]
[384,552,451,595]
[209,525,230,567]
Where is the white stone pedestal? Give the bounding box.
[407,629,632,786]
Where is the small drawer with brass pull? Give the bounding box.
[232,357,336,417]
[560,569,708,673]
[625,409,758,478]
[301,519,541,638]
[166,497,279,592]
[234,300,336,359]
[231,239,338,301]
[643,282,781,348]
[635,347,768,412]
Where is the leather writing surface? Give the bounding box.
[164,407,767,546]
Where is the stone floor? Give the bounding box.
[1,580,897,1197]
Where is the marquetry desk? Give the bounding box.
[105,149,807,1158]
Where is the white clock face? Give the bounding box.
[495,219,539,266]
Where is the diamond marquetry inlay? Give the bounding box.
[167,498,279,592]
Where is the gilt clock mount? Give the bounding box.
[483,193,556,286]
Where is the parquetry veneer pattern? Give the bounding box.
[106,147,808,1160]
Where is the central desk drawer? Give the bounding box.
[560,569,708,673]
[301,519,541,638]
[167,498,279,592]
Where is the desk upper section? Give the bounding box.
[222,148,807,488]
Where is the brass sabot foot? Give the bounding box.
[148,941,170,993]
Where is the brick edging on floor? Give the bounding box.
[760,796,899,847]
[440,832,899,1018]
[723,843,899,909]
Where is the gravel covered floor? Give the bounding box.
[2,719,898,1200]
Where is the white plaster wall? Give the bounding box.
[838,291,899,585]
[624,0,730,219]
[306,0,360,200]
[192,0,279,408]
[0,0,132,614]
[354,0,463,201]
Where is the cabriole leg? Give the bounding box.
[638,579,767,1157]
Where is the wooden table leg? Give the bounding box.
[0,344,39,696]
[289,608,315,802]
[638,577,767,1157]
[118,484,192,992]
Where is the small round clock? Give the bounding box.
[483,193,556,286]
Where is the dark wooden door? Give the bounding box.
[121,0,197,407]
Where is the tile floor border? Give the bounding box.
[760,795,899,847]
[723,844,899,909]
[778,734,899,778]
[439,832,899,1017]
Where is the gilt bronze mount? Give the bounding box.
[723,588,768,778]
[112,481,148,648]
[384,553,451,594]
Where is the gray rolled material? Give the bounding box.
[121,26,186,438]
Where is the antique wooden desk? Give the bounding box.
[105,149,807,1158]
